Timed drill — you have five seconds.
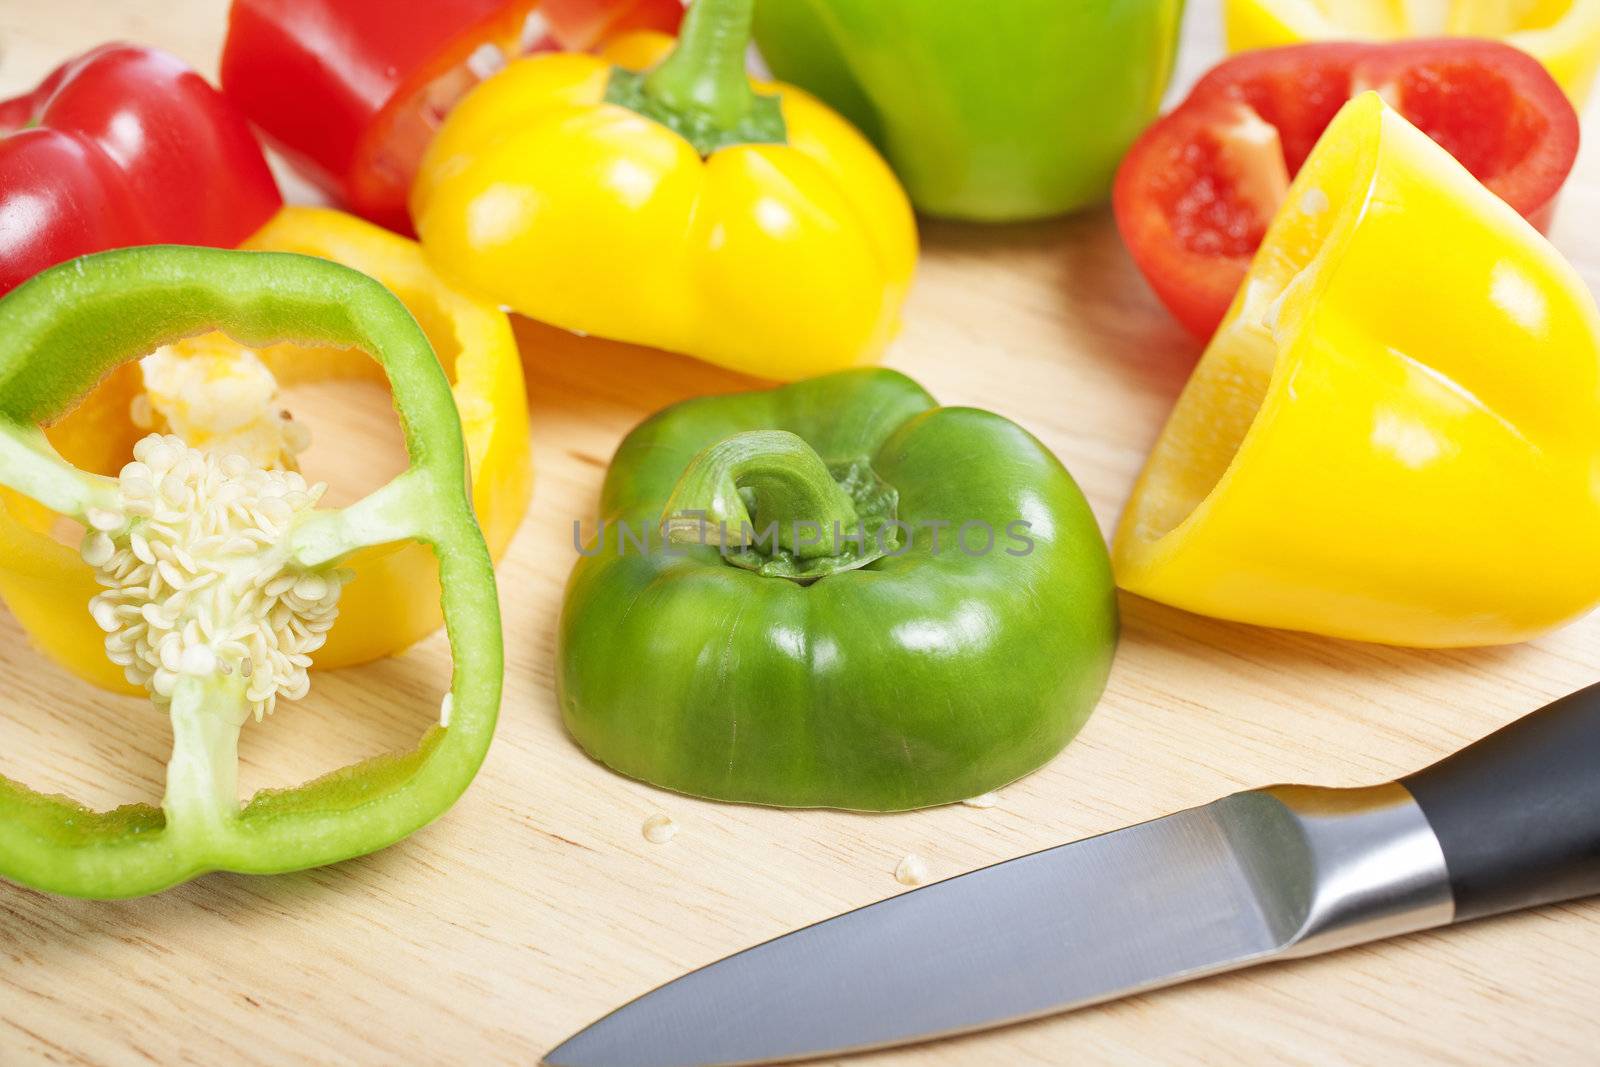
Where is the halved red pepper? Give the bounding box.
[220,0,684,234]
[1114,39,1580,339]
[0,44,282,296]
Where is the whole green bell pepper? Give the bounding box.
[0,246,502,898]
[752,0,1186,221]
[558,370,1117,810]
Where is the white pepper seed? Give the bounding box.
[642,814,677,844]
[81,434,348,720]
[894,854,929,886]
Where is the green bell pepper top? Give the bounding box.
[0,246,502,899]
[752,0,1186,222]
[558,370,1118,811]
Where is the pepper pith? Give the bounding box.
[0,205,531,691]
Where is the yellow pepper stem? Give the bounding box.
[606,0,786,154]
[647,0,759,127]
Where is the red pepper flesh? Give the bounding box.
[220,0,683,234]
[0,44,282,296]
[1114,39,1581,339]
[538,0,686,49]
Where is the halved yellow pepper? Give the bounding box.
[1225,0,1600,105]
[1113,93,1600,648]
[0,206,532,690]
[411,7,916,381]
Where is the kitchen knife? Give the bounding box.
[546,682,1600,1067]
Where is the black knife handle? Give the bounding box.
[1402,682,1600,923]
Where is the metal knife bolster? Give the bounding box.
[1224,782,1455,959]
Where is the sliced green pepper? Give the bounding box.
[752,0,1185,221]
[558,370,1117,810]
[0,246,502,899]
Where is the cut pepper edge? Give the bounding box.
[1115,93,1389,579]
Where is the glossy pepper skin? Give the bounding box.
[1225,0,1600,106]
[1114,39,1580,339]
[0,206,531,692]
[559,370,1118,810]
[0,247,502,898]
[751,0,1185,221]
[0,44,281,295]
[221,0,683,233]
[1113,94,1600,648]
[412,0,916,379]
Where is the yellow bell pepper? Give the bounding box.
[411,0,916,381]
[1112,93,1600,648]
[1225,0,1600,105]
[0,206,532,690]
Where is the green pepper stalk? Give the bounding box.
[604,0,787,155]
[0,247,502,898]
[661,429,900,578]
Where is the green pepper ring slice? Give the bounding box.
[0,246,502,899]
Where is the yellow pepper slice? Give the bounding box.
[411,20,916,381]
[1225,0,1600,104]
[0,206,532,690]
[1112,93,1600,648]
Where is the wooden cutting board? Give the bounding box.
[2,2,1596,1064]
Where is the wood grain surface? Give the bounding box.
[2,2,1598,1064]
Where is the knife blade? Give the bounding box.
[547,683,1600,1067]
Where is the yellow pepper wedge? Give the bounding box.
[411,0,916,381]
[0,206,532,691]
[1112,93,1600,648]
[1225,0,1600,105]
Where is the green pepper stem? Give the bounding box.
[662,430,860,560]
[644,0,762,132]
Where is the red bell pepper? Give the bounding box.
[1114,39,1581,339]
[0,44,282,297]
[220,0,684,234]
